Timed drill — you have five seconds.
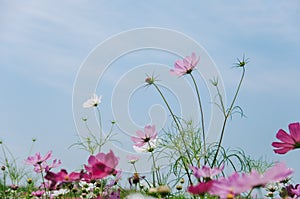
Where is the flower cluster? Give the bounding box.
[1,53,299,199]
[25,150,120,199]
[188,162,293,198]
[25,151,61,173]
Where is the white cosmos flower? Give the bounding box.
[51,189,69,197]
[125,193,156,199]
[83,94,102,108]
[79,181,96,191]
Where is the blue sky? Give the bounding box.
[1,0,300,183]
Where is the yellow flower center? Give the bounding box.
[227,193,234,199]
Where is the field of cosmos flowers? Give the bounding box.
[1,53,300,199]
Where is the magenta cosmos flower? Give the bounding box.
[84,150,119,180]
[272,122,300,154]
[45,169,82,183]
[188,181,214,195]
[170,52,199,76]
[131,125,157,147]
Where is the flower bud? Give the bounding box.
[10,184,19,190]
[180,178,185,184]
[176,185,182,190]
[27,178,33,184]
[145,76,155,84]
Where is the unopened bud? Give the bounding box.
[176,185,182,190]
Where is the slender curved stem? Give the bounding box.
[152,83,193,185]
[212,67,245,167]
[189,73,206,163]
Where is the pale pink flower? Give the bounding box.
[31,190,45,197]
[272,122,300,154]
[209,172,253,199]
[126,155,140,164]
[207,162,293,198]
[83,94,102,108]
[258,162,293,185]
[170,52,199,76]
[133,139,157,153]
[33,159,61,173]
[131,125,157,147]
[190,164,224,179]
[25,151,52,165]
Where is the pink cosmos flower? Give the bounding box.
[31,190,45,197]
[201,162,293,199]
[260,162,293,185]
[84,150,119,180]
[45,169,82,183]
[209,172,253,199]
[131,125,157,147]
[126,155,140,164]
[107,170,122,187]
[190,164,224,179]
[25,151,52,165]
[170,52,199,76]
[272,122,300,154]
[33,159,61,173]
[188,181,214,195]
[290,184,300,197]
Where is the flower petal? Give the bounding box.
[276,129,294,144]
[289,122,300,142]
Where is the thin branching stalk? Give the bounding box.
[96,107,103,152]
[189,73,206,163]
[212,66,245,167]
[38,164,48,199]
[2,168,6,199]
[148,143,158,187]
[151,83,193,185]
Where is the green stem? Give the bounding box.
[148,142,158,187]
[2,170,6,199]
[96,107,103,152]
[39,164,48,199]
[212,67,245,167]
[132,163,142,189]
[152,83,193,185]
[28,139,36,157]
[1,144,11,188]
[189,73,206,164]
[215,85,226,117]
